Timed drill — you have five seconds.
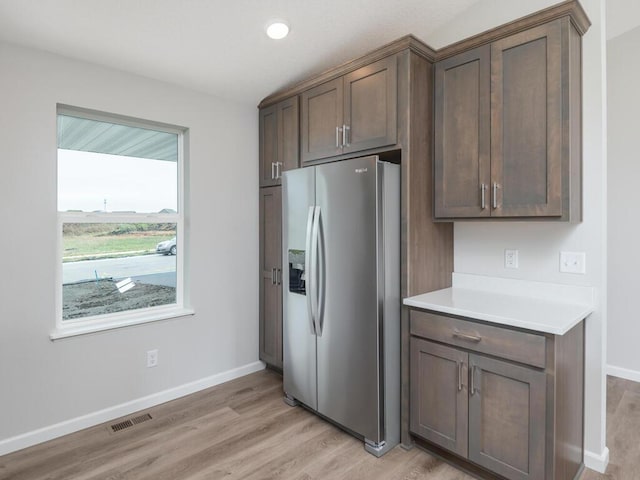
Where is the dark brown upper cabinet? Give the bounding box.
[259,96,299,187]
[434,18,583,221]
[300,55,397,163]
[434,46,491,218]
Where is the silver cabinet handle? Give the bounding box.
[271,162,276,180]
[275,162,282,179]
[275,268,281,285]
[336,126,342,148]
[470,365,477,395]
[271,267,276,285]
[492,182,499,209]
[453,329,482,343]
[480,184,487,210]
[342,124,350,146]
[458,362,463,391]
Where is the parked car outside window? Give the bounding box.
[156,237,177,255]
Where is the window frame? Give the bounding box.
[52,105,192,340]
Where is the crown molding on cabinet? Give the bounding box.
[436,0,590,61]
[258,35,436,108]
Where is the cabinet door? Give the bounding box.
[410,337,469,457]
[260,97,299,187]
[468,354,546,480]
[259,187,283,368]
[343,56,397,154]
[278,96,299,175]
[259,104,278,187]
[300,78,343,163]
[491,20,563,217]
[434,46,491,218]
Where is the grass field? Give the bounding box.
[63,224,175,262]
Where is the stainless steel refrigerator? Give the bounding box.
[282,155,400,457]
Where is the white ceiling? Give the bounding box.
[0,0,482,106]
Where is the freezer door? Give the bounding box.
[315,156,382,443]
[282,167,317,410]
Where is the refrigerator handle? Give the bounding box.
[305,206,317,335]
[310,206,321,337]
[315,207,326,336]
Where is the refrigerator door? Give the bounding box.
[315,155,382,443]
[282,167,317,410]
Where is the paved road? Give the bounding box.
[63,254,177,287]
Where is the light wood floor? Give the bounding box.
[580,376,640,480]
[0,371,637,480]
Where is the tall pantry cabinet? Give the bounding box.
[259,97,299,369]
[259,186,283,368]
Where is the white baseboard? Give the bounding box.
[0,361,265,457]
[607,364,640,383]
[584,446,610,474]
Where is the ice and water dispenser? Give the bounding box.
[288,250,306,295]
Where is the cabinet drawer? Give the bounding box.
[410,310,546,368]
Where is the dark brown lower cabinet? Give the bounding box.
[469,354,546,480]
[409,310,584,480]
[410,338,468,457]
[410,338,545,479]
[259,187,283,369]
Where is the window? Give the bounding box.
[53,106,191,338]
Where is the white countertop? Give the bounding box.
[403,274,595,335]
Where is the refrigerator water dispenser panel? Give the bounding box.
[288,249,306,295]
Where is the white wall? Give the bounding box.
[606,0,640,40]
[606,25,640,381]
[428,0,609,472]
[0,42,260,451]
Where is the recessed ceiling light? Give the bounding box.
[266,21,290,40]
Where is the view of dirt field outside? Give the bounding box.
[62,223,178,320]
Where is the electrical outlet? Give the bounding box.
[146,349,158,368]
[560,251,586,274]
[505,249,519,269]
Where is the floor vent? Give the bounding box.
[110,413,153,432]
[131,413,153,425]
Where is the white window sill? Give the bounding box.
[50,306,195,340]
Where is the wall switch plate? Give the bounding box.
[146,349,158,368]
[560,251,586,274]
[505,249,519,269]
